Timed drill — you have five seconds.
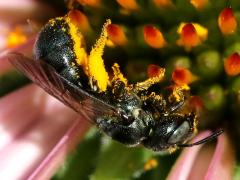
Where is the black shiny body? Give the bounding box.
[8,14,206,152]
[34,19,87,87]
[96,80,195,151]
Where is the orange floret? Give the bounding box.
[143,25,166,49]
[77,0,101,7]
[116,0,139,11]
[107,24,127,46]
[153,0,173,8]
[190,0,209,10]
[224,52,240,76]
[68,10,90,32]
[147,64,164,78]
[218,7,237,35]
[172,67,197,85]
[177,22,208,50]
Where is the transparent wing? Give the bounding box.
[8,52,117,123]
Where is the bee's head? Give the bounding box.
[142,112,196,151]
[142,112,223,152]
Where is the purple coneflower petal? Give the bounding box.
[167,131,235,180]
[0,0,57,52]
[0,0,56,24]
[0,37,35,75]
[0,85,90,179]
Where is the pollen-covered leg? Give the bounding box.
[87,20,111,92]
[169,84,190,102]
[167,99,185,113]
[96,116,148,146]
[143,92,166,114]
[167,85,190,112]
[134,67,165,92]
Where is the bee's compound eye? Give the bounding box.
[168,121,190,144]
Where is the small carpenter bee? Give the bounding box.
[8,10,223,152]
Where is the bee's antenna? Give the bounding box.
[178,129,224,147]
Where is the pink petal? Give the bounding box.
[0,0,58,52]
[0,37,35,74]
[204,132,235,180]
[0,23,8,50]
[167,131,235,180]
[0,85,90,179]
[0,0,56,25]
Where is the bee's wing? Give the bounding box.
[8,52,117,123]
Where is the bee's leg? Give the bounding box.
[96,116,148,146]
[167,85,189,112]
[111,80,127,99]
[167,99,185,112]
[133,68,165,93]
[143,93,166,113]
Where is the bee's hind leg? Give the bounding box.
[96,116,147,146]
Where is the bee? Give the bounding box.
[8,10,223,152]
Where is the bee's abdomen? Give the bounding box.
[34,19,75,71]
[33,18,88,85]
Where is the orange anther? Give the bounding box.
[107,24,127,46]
[224,52,240,76]
[116,0,139,11]
[144,25,166,48]
[172,67,197,85]
[218,7,237,35]
[147,64,164,78]
[68,10,90,32]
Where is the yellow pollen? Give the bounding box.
[65,15,88,69]
[144,158,158,171]
[167,146,178,153]
[135,68,165,91]
[171,84,190,102]
[112,63,128,85]
[88,19,111,92]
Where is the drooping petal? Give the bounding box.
[0,85,90,179]
[0,37,35,75]
[0,0,56,52]
[167,131,235,180]
[0,0,56,24]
